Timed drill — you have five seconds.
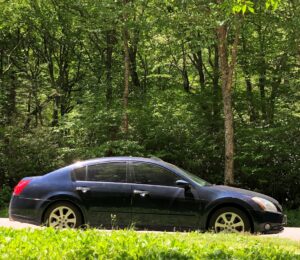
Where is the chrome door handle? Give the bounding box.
[76,187,90,193]
[133,189,149,197]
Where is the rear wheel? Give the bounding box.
[44,202,82,228]
[209,207,251,233]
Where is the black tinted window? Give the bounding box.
[87,163,127,183]
[73,167,86,181]
[133,162,179,186]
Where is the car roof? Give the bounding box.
[71,156,166,167]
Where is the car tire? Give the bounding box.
[209,207,251,233]
[44,202,83,228]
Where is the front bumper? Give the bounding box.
[9,196,49,226]
[251,209,286,234]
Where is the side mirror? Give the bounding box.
[176,180,190,190]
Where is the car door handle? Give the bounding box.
[76,187,90,193]
[133,189,149,197]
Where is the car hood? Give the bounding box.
[207,185,279,205]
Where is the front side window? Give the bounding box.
[87,162,127,183]
[133,162,179,186]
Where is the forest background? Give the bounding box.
[0,0,299,211]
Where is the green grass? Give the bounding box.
[0,228,299,259]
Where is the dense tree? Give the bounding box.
[0,0,299,207]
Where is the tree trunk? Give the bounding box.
[268,76,280,125]
[182,69,190,92]
[52,96,59,126]
[244,73,257,123]
[241,34,257,123]
[191,50,205,90]
[222,84,235,185]
[268,55,286,124]
[258,23,267,121]
[122,0,130,133]
[24,93,57,129]
[258,62,267,121]
[128,43,141,89]
[44,37,60,127]
[6,73,17,125]
[105,30,114,105]
[217,20,240,185]
[182,42,190,92]
[212,44,220,121]
[138,52,148,93]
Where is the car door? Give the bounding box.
[73,161,132,228]
[129,161,201,230]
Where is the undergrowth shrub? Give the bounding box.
[0,185,11,208]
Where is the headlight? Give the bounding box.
[252,197,278,213]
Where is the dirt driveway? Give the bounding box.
[0,218,299,241]
[262,227,300,241]
[0,218,40,229]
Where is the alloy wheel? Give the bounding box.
[214,212,245,233]
[48,206,77,228]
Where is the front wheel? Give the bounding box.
[209,207,251,233]
[44,202,82,228]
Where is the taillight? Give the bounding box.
[13,179,31,196]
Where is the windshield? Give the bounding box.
[168,164,211,186]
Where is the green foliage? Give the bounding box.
[0,228,299,259]
[0,208,8,218]
[284,209,300,228]
[0,185,11,209]
[0,0,299,209]
[235,121,300,207]
[0,127,72,184]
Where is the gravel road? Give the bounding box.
[0,218,299,241]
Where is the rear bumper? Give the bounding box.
[9,214,40,226]
[9,196,49,226]
[251,210,286,234]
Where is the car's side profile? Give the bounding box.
[9,157,286,233]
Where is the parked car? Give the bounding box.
[9,157,286,233]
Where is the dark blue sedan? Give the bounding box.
[9,157,286,233]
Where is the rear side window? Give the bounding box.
[87,162,127,183]
[73,167,86,181]
[133,162,179,186]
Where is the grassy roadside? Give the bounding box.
[0,228,299,259]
